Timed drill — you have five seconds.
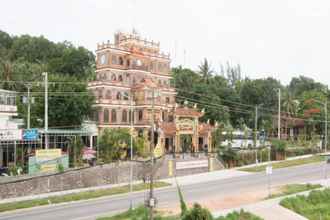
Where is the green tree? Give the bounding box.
[98,128,131,162]
[198,58,214,83]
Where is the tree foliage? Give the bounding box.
[0,30,95,128]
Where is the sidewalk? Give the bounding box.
[213,178,330,220]
[235,154,315,170]
[213,198,307,220]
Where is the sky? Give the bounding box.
[1,0,330,85]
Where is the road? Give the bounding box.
[0,162,329,220]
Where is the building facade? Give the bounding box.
[88,32,214,154]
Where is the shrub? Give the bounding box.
[182,203,214,220]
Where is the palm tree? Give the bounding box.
[198,58,213,83]
[282,91,300,139]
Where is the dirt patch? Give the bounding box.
[160,187,283,213]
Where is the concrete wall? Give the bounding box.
[0,156,223,199]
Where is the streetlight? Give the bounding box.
[122,92,134,209]
[42,72,48,149]
[254,104,264,164]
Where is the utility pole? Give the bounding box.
[27,84,31,129]
[43,72,49,149]
[278,88,281,139]
[325,99,328,153]
[149,88,155,220]
[255,105,258,164]
[129,93,134,209]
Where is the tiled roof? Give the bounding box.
[175,107,203,117]
[132,78,158,90]
[198,123,213,135]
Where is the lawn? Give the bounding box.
[268,183,322,199]
[239,155,324,172]
[0,182,170,213]
[97,206,263,220]
[280,188,330,220]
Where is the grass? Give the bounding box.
[97,206,177,220]
[97,206,263,220]
[216,210,263,220]
[267,183,322,199]
[239,155,325,172]
[0,182,170,213]
[280,188,330,220]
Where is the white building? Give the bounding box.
[0,89,23,167]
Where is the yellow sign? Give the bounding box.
[153,141,163,158]
[36,149,61,162]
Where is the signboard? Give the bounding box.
[176,160,208,170]
[176,118,195,134]
[28,149,68,174]
[266,165,273,175]
[153,141,163,158]
[0,129,22,141]
[23,129,39,141]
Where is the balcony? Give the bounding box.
[0,104,17,115]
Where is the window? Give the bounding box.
[166,97,170,104]
[123,92,129,100]
[116,92,122,100]
[129,110,134,122]
[111,74,116,81]
[111,109,117,122]
[168,115,174,122]
[103,109,109,123]
[105,90,112,99]
[119,57,124,65]
[138,110,143,121]
[98,89,103,99]
[118,75,123,82]
[158,79,162,85]
[127,59,130,67]
[122,109,128,122]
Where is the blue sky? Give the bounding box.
[1,0,330,85]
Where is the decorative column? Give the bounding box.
[193,117,199,152]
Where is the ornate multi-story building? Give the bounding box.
[88,32,214,154]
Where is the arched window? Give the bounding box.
[129,110,134,122]
[119,57,124,65]
[104,109,109,123]
[118,75,123,82]
[166,97,170,104]
[122,109,128,122]
[127,59,130,67]
[123,92,129,100]
[105,90,112,99]
[98,89,103,99]
[116,92,122,100]
[111,74,116,81]
[111,55,117,64]
[138,110,143,121]
[111,109,117,122]
[158,79,162,85]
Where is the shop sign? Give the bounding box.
[23,129,39,141]
[0,129,22,141]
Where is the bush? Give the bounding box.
[182,203,214,220]
[271,139,287,152]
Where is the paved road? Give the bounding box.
[0,162,329,220]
